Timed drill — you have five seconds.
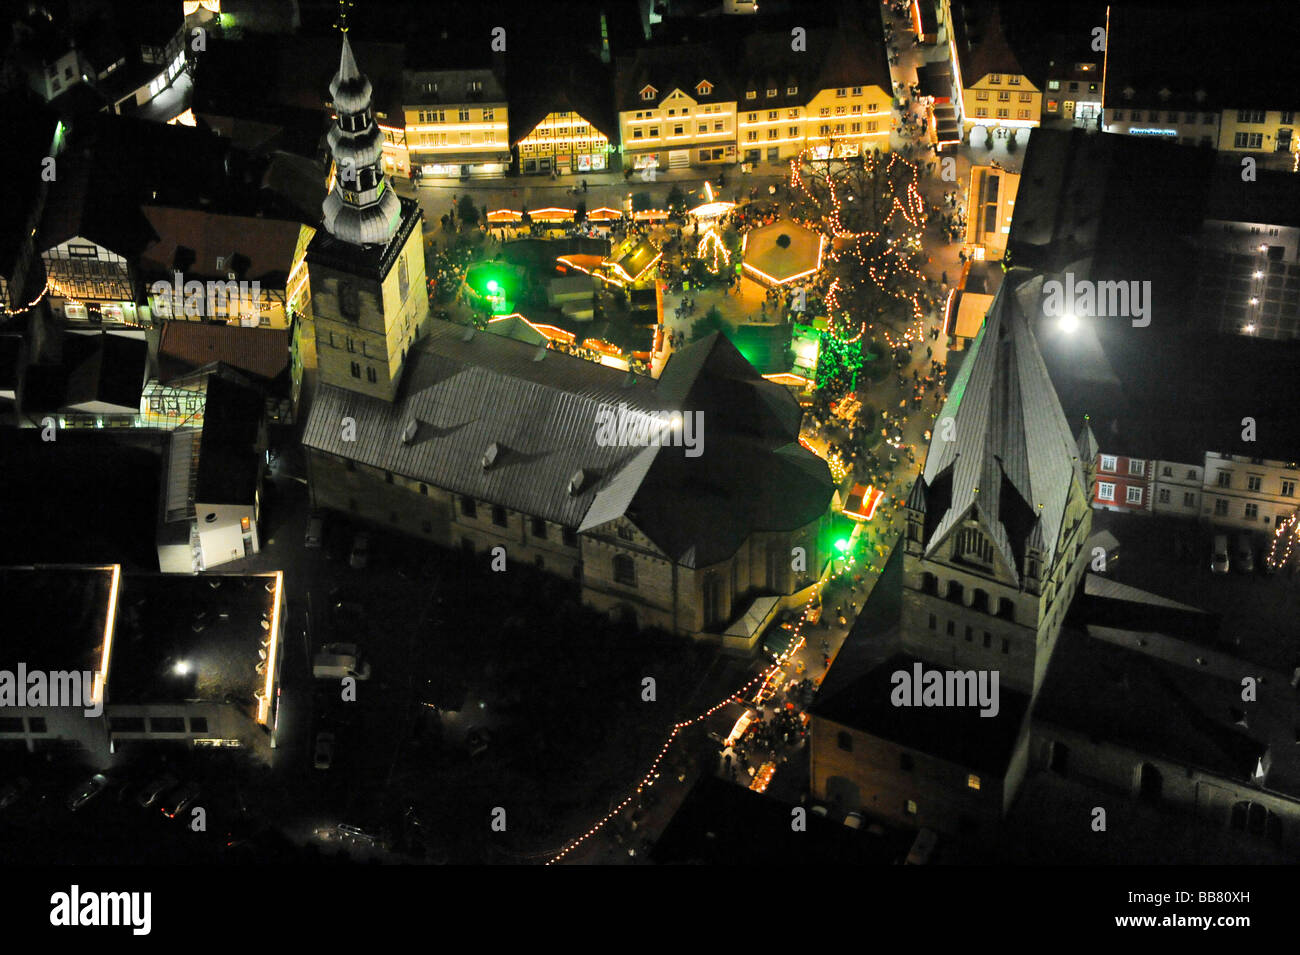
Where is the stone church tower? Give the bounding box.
[901,273,1095,698]
[308,30,427,403]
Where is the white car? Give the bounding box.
[905,827,939,865]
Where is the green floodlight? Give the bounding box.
[834,538,850,553]
[486,279,500,293]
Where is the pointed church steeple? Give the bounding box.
[322,30,401,246]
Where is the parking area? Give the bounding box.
[1089,510,1300,673]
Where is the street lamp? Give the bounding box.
[1058,311,1079,334]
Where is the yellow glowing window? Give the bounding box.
[241,517,251,532]
[967,774,981,790]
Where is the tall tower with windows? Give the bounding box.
[901,273,1095,698]
[308,27,427,402]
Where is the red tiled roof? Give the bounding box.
[158,322,289,384]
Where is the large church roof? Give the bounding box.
[921,270,1084,575]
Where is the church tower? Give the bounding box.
[307,27,427,402]
[900,272,1094,698]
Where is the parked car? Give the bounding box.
[349,532,370,569]
[1211,534,1230,575]
[136,774,179,808]
[314,731,335,770]
[905,827,939,865]
[1235,535,1256,574]
[160,783,202,819]
[305,514,324,548]
[0,777,30,810]
[67,773,110,812]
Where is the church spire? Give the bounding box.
[321,19,401,246]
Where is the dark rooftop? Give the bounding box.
[106,572,278,710]
[0,565,114,676]
[651,773,913,865]
[813,650,1031,774]
[194,375,263,506]
[1036,626,1265,783]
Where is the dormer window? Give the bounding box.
[766,88,777,97]
[696,80,713,96]
[640,85,657,101]
[787,85,798,95]
[745,89,757,99]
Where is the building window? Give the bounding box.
[349,361,361,378]
[562,527,578,547]
[1097,481,1115,501]
[1217,472,1232,488]
[1020,92,1032,102]
[617,525,634,541]
[1158,488,1170,504]
[460,496,476,518]
[366,366,378,383]
[531,516,547,539]
[1183,492,1196,507]
[904,799,918,816]
[835,88,846,98]
[967,774,981,790]
[837,731,853,752]
[746,90,756,100]
[1282,480,1296,497]
[989,74,1002,84]
[1247,475,1262,492]
[1001,637,1010,654]
[957,527,994,564]
[1126,486,1143,505]
[976,90,989,101]
[787,86,798,95]
[1234,132,1263,149]
[997,91,1010,102]
[928,613,936,630]
[613,554,636,587]
[1245,502,1259,520]
[1214,498,1229,516]
[1128,459,1144,476]
[945,619,955,636]
[1237,109,1266,124]
[492,505,508,527]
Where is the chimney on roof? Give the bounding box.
[401,417,418,444]
[568,468,586,495]
[482,441,500,470]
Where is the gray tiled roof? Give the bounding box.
[304,324,833,567]
[922,271,1085,575]
[303,322,671,529]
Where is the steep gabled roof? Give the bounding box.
[614,44,736,112]
[921,270,1084,571]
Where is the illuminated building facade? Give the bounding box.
[735,26,892,165]
[403,68,511,179]
[513,110,613,176]
[1101,5,1300,161]
[949,1,1042,133]
[616,46,737,171]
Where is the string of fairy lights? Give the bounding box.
[1266,510,1299,570]
[790,147,932,353]
[547,548,861,865]
[696,225,731,274]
